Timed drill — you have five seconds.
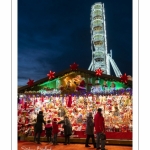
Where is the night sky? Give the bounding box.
[18,0,132,86]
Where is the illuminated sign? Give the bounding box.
[39,89,61,95]
[91,85,118,94]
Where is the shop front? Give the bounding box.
[18,68,132,141]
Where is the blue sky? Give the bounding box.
[18,0,132,86]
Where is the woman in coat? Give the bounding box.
[34,111,46,144]
[58,116,72,145]
[85,112,96,148]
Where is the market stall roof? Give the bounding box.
[18,68,132,93]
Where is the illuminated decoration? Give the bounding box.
[70,62,78,70]
[64,77,72,89]
[95,68,103,76]
[91,79,129,94]
[67,95,72,107]
[23,70,131,95]
[38,71,129,95]
[39,78,58,90]
[91,85,103,94]
[39,89,61,95]
[56,79,61,88]
[91,85,118,94]
[63,75,85,91]
[120,73,128,84]
[27,79,34,87]
[47,70,55,79]
[72,75,86,91]
[41,96,44,102]
[76,80,86,91]
[127,75,132,81]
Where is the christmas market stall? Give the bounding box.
[18,64,132,141]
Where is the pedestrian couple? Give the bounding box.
[49,115,72,145]
[34,111,72,145]
[85,108,106,150]
[33,111,59,145]
[51,116,72,145]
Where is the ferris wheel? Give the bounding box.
[88,2,122,77]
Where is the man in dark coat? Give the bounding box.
[58,116,72,145]
[85,112,96,148]
[34,111,46,144]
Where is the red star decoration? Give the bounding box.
[70,62,78,70]
[120,73,128,83]
[27,79,34,87]
[95,68,103,76]
[47,71,55,79]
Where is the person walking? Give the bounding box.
[85,112,96,148]
[58,116,72,145]
[45,120,52,144]
[52,118,59,145]
[34,111,46,144]
[94,108,106,150]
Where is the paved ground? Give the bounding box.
[18,142,132,150]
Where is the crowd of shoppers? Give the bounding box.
[33,108,106,150]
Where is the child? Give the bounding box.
[45,120,52,144]
[52,118,59,145]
